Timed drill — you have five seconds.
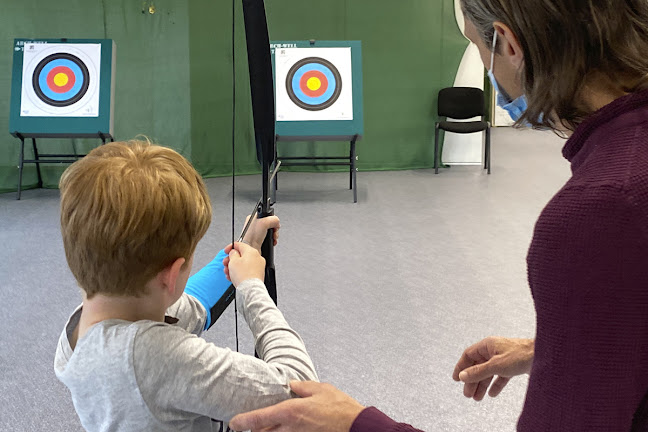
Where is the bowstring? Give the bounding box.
[231,0,239,354]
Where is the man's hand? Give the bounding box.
[453,337,534,401]
[223,242,266,287]
[242,214,280,251]
[229,381,365,432]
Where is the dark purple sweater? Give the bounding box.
[352,90,648,432]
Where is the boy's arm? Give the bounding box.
[163,293,207,335]
[173,213,280,333]
[166,249,231,334]
[134,278,318,423]
[236,279,317,379]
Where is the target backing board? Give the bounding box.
[271,41,363,140]
[10,39,116,138]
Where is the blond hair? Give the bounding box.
[59,139,212,298]
[461,0,648,131]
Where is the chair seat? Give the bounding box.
[439,120,488,134]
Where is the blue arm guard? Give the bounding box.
[184,249,231,330]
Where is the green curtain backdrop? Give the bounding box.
[0,0,468,193]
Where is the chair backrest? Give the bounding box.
[438,87,485,119]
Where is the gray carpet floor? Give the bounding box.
[0,127,570,431]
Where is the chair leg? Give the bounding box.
[484,132,488,170]
[434,124,440,174]
[486,126,492,174]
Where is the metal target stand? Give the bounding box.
[11,131,114,200]
[270,40,364,203]
[274,133,359,203]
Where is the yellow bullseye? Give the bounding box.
[307,77,322,91]
[53,73,69,87]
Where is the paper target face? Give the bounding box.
[20,43,101,117]
[286,57,342,111]
[276,48,353,121]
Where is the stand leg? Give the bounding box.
[349,141,353,190]
[351,136,358,203]
[72,139,79,160]
[32,138,43,188]
[17,137,25,200]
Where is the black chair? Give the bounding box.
[434,87,491,174]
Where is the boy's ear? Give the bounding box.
[159,257,186,297]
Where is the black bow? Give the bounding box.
[206,0,277,337]
[209,3,278,427]
[241,0,277,305]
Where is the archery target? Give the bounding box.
[20,43,101,117]
[286,57,342,111]
[276,48,353,121]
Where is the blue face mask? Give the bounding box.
[487,31,528,122]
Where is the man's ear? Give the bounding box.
[159,257,186,297]
[494,21,524,69]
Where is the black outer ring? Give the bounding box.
[285,57,342,111]
[32,53,90,107]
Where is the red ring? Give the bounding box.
[299,71,328,98]
[46,66,76,93]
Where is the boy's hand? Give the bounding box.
[223,242,266,287]
[241,214,280,251]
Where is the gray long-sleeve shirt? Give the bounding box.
[54,279,318,431]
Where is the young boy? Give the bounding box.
[54,139,318,431]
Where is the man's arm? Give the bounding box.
[229,381,426,432]
[351,407,426,432]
